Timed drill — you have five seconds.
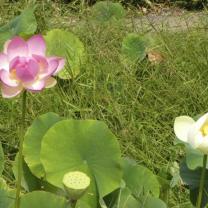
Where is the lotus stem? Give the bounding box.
[196,154,208,208]
[15,91,27,208]
[71,200,76,208]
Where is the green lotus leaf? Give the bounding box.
[180,160,208,188]
[23,112,62,178]
[44,29,85,79]
[13,154,41,192]
[105,159,164,208]
[104,187,141,208]
[117,188,167,208]
[0,7,37,49]
[117,187,140,208]
[75,200,91,208]
[121,33,147,65]
[104,187,167,208]
[141,196,167,208]
[190,187,208,208]
[122,158,160,197]
[74,171,98,208]
[180,160,208,207]
[13,154,65,196]
[0,178,15,208]
[40,120,122,207]
[91,1,125,22]
[16,191,70,208]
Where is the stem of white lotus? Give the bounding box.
[196,154,208,208]
[15,91,27,208]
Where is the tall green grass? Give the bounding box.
[1,0,208,206]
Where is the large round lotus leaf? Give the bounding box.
[118,187,140,208]
[23,112,62,178]
[141,197,167,208]
[105,188,166,208]
[13,154,65,195]
[44,29,85,79]
[121,33,147,65]
[74,171,98,208]
[190,187,208,208]
[13,154,41,192]
[0,143,4,175]
[180,160,208,207]
[0,7,37,50]
[40,120,122,198]
[122,158,160,197]
[179,160,208,188]
[91,1,125,22]
[75,201,91,208]
[0,178,15,208]
[17,191,70,208]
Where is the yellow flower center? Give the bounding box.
[10,69,17,80]
[201,123,208,136]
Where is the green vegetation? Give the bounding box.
[1,0,208,207]
[62,0,207,9]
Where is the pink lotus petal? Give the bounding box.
[24,79,45,92]
[27,35,46,56]
[0,53,9,71]
[53,58,65,75]
[45,77,57,88]
[9,57,25,71]
[16,59,39,82]
[1,83,23,98]
[7,37,28,61]
[47,59,59,74]
[32,54,48,72]
[39,58,59,79]
[0,70,19,87]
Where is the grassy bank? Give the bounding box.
[1,1,208,206]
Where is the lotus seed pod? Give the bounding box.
[62,171,90,200]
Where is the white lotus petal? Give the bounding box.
[197,136,208,154]
[188,131,204,149]
[174,116,195,142]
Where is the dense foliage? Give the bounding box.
[1,0,208,207]
[62,0,207,9]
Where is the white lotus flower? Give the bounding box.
[174,113,208,154]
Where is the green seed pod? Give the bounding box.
[62,171,90,200]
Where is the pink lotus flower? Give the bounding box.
[0,35,65,98]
